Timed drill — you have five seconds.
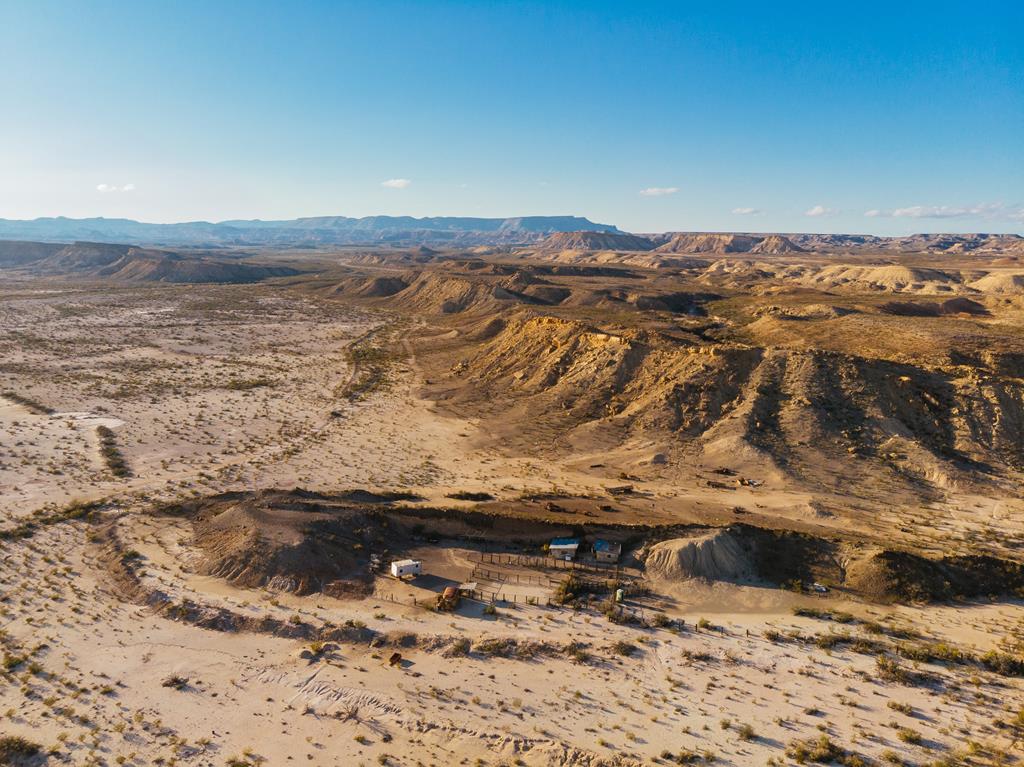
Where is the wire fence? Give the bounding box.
[471,551,623,576]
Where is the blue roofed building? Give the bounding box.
[593,539,622,563]
[549,538,580,561]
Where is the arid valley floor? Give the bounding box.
[0,233,1023,766]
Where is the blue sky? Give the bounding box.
[1,0,1021,234]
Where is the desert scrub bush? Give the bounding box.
[96,425,130,477]
[1,390,52,415]
[886,700,913,715]
[895,727,922,744]
[445,491,494,501]
[814,632,848,650]
[737,722,756,741]
[564,642,591,664]
[793,607,855,623]
[224,378,272,390]
[161,674,188,690]
[979,650,1024,677]
[0,499,103,542]
[444,637,471,657]
[875,655,909,684]
[339,335,408,401]
[785,734,867,765]
[897,641,973,665]
[611,640,637,656]
[554,574,583,605]
[603,603,640,625]
[2,654,25,671]
[472,637,518,657]
[662,749,702,764]
[0,735,42,761]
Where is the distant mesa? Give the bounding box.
[534,230,655,252]
[750,234,806,254]
[656,233,804,255]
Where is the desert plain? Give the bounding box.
[0,231,1022,767]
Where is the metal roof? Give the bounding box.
[550,538,580,547]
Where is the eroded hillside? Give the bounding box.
[302,245,1024,564]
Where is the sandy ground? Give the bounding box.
[1,281,1022,766]
[0,283,635,521]
[0,516,1021,767]
[0,280,928,542]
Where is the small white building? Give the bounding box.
[390,559,422,578]
[549,538,580,561]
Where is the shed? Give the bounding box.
[549,537,580,561]
[390,559,422,578]
[593,539,622,563]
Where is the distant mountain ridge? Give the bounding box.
[0,215,621,247]
[0,216,1020,252]
[0,240,298,283]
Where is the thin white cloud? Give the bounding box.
[639,186,679,197]
[804,204,838,217]
[96,183,135,193]
[865,202,1022,220]
[893,203,998,219]
[380,178,411,189]
[731,207,762,215]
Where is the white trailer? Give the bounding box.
[390,559,422,578]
